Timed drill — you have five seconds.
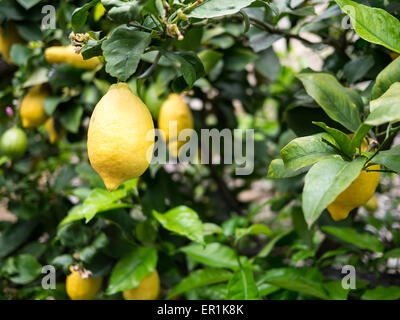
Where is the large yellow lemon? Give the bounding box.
[327,137,380,221]
[45,46,101,70]
[45,117,66,144]
[158,94,193,157]
[123,270,160,300]
[20,85,50,128]
[66,267,102,300]
[87,82,155,191]
[0,22,23,64]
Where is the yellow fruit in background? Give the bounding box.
[123,270,160,300]
[364,195,378,212]
[20,85,50,128]
[45,46,101,70]
[45,118,66,144]
[66,267,102,300]
[87,82,155,191]
[158,94,193,157]
[0,22,23,64]
[327,136,380,221]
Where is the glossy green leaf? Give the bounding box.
[297,72,362,132]
[107,247,157,294]
[371,56,400,99]
[59,188,132,226]
[321,226,384,252]
[259,267,329,299]
[362,286,400,300]
[280,133,339,171]
[167,268,232,299]
[102,26,150,81]
[198,50,223,75]
[102,0,142,23]
[343,55,374,84]
[302,157,366,226]
[153,206,204,245]
[323,281,349,300]
[365,82,400,126]
[71,0,99,32]
[267,159,307,179]
[163,51,205,87]
[373,145,400,173]
[180,243,240,270]
[188,0,256,19]
[336,0,400,54]
[235,224,272,241]
[227,268,260,300]
[9,254,42,285]
[312,122,355,158]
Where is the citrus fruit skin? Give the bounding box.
[0,127,27,159]
[123,270,160,300]
[45,117,66,144]
[87,82,155,191]
[327,164,380,221]
[66,269,102,300]
[45,46,101,70]
[20,85,50,128]
[158,94,193,157]
[0,22,23,64]
[327,136,380,221]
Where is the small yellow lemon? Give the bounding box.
[66,267,102,300]
[45,117,66,144]
[327,136,380,221]
[87,82,155,191]
[45,46,101,70]
[123,270,160,300]
[364,195,378,212]
[158,94,193,157]
[0,22,23,64]
[20,85,50,128]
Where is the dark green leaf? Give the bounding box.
[102,26,151,81]
[71,0,100,32]
[321,226,384,252]
[227,268,260,300]
[302,157,366,226]
[153,206,204,245]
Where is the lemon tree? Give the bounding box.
[0,0,400,301]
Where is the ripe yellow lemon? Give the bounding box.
[45,117,66,144]
[87,82,155,191]
[158,94,193,157]
[123,270,160,300]
[45,46,101,70]
[20,85,50,128]
[66,267,102,300]
[327,137,380,221]
[0,22,23,64]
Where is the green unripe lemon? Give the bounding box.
[0,127,27,159]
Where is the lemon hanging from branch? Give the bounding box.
[45,45,101,70]
[87,83,155,191]
[66,266,103,300]
[327,138,380,221]
[158,94,193,158]
[123,270,160,300]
